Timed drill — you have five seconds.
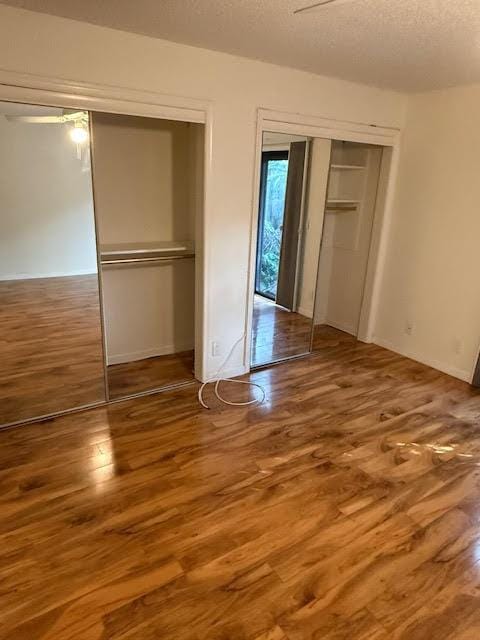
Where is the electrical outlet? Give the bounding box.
[453,338,463,355]
[405,320,414,336]
[211,341,221,357]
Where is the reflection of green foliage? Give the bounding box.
[259,159,288,298]
[259,220,282,297]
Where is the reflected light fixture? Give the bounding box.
[69,125,89,144]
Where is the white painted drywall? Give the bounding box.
[91,114,201,364]
[0,5,407,378]
[0,115,97,280]
[374,85,480,382]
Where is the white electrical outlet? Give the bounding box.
[453,338,463,355]
[211,341,221,357]
[405,320,414,336]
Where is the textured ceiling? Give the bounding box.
[2,0,480,92]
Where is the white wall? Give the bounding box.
[0,5,406,378]
[91,114,200,364]
[0,115,97,279]
[374,85,480,381]
[92,114,195,244]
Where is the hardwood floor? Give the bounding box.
[251,295,313,366]
[107,349,195,398]
[2,327,480,639]
[0,275,106,426]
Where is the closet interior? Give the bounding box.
[0,100,204,428]
[314,140,384,337]
[91,113,204,399]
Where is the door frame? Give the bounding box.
[245,108,402,369]
[255,149,289,301]
[0,69,213,419]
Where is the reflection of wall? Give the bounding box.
[296,138,331,318]
[91,114,203,364]
[262,133,308,152]
[0,117,97,280]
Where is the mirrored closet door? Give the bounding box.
[0,101,106,426]
[251,131,331,367]
[90,113,204,399]
[251,132,387,369]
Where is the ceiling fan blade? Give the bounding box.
[294,0,357,14]
[5,115,65,123]
[5,111,87,125]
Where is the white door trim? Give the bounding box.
[245,107,401,369]
[0,68,213,384]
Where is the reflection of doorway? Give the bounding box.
[251,135,318,368]
[255,150,288,301]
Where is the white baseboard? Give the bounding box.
[0,269,97,281]
[297,305,314,319]
[201,364,248,383]
[322,319,357,336]
[373,336,471,383]
[108,342,194,366]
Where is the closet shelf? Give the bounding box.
[100,241,195,265]
[325,199,360,213]
[326,199,360,205]
[330,164,365,171]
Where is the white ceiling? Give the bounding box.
[2,0,480,92]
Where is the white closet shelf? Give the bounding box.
[325,199,360,213]
[100,241,195,266]
[330,164,365,171]
[326,199,360,205]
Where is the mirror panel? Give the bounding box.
[0,101,106,426]
[251,131,331,367]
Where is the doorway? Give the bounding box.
[255,150,289,301]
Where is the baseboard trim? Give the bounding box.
[0,269,97,281]
[373,336,472,383]
[322,319,357,336]
[201,364,248,383]
[108,343,194,366]
[297,305,314,319]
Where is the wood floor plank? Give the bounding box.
[0,275,106,425]
[2,326,480,638]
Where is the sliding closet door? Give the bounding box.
[251,133,329,368]
[0,101,106,427]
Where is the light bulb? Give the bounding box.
[69,126,88,144]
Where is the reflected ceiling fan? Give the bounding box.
[294,0,358,14]
[5,108,90,164]
[5,109,89,144]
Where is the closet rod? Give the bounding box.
[101,254,195,266]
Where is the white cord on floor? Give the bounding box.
[198,334,266,409]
